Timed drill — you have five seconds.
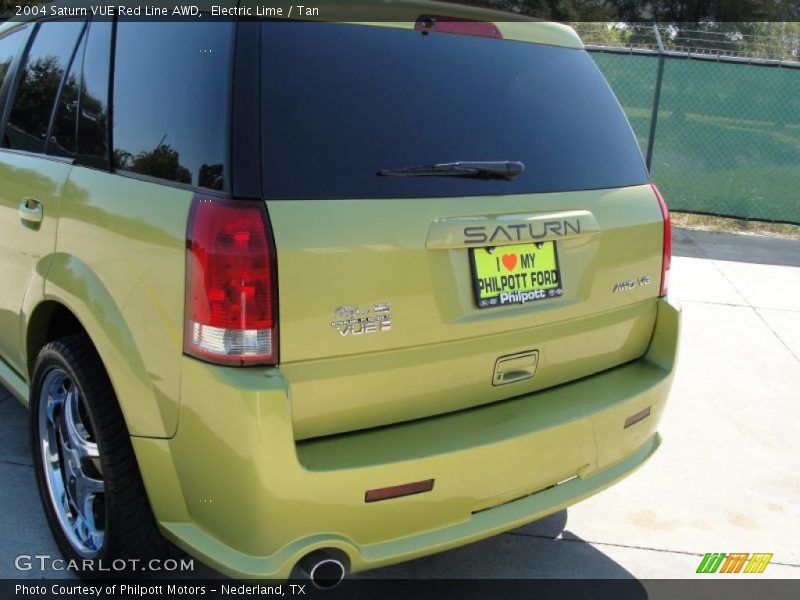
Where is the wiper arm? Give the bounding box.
[378,161,524,180]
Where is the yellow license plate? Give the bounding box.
[470,242,564,309]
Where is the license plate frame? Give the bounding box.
[470,242,564,309]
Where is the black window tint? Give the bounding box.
[3,21,85,153]
[0,26,29,95]
[261,23,649,199]
[76,21,112,168]
[113,21,233,190]
[49,32,85,158]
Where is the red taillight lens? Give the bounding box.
[184,196,277,365]
[415,15,503,39]
[651,183,671,297]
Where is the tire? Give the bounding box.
[30,334,166,577]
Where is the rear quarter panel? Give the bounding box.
[37,168,191,437]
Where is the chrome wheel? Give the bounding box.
[38,368,105,556]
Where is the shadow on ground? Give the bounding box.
[359,509,646,583]
[673,227,800,267]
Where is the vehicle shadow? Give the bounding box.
[673,226,800,267]
[356,509,646,586]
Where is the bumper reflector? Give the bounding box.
[365,479,435,503]
[624,406,652,429]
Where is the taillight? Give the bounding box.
[415,15,503,39]
[651,183,671,297]
[184,196,277,366]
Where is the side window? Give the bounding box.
[0,25,31,147]
[2,20,85,154]
[49,32,85,158]
[113,21,234,191]
[76,21,111,168]
[0,26,29,92]
[49,21,112,164]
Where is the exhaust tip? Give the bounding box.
[297,550,346,589]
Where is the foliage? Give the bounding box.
[451,1,800,60]
[114,143,192,184]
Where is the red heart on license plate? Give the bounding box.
[502,254,517,272]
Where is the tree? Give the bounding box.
[450,1,800,60]
[115,143,192,185]
[450,0,799,21]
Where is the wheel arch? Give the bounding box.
[25,253,178,438]
[26,301,84,377]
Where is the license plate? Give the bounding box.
[470,242,564,309]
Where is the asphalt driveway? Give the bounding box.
[1,227,798,580]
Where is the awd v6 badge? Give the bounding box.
[331,303,392,336]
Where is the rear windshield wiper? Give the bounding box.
[378,161,524,180]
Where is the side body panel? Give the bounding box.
[37,168,192,437]
[0,153,67,375]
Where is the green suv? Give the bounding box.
[0,2,679,583]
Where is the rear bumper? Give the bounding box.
[132,298,680,579]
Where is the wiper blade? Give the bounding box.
[378,161,524,180]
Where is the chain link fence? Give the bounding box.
[582,26,800,225]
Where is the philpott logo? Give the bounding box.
[696,552,773,574]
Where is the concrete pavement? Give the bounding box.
[1,227,798,580]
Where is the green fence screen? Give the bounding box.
[591,51,800,224]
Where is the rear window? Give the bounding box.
[261,22,648,199]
